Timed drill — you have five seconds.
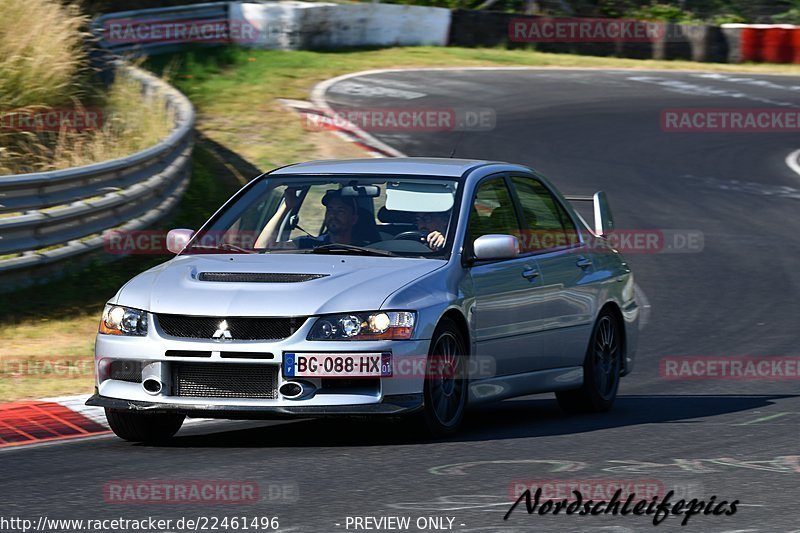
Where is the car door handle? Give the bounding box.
[521,268,539,280]
[576,256,593,269]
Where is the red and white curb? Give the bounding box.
[0,394,215,448]
[279,99,401,158]
[0,395,108,448]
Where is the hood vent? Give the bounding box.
[198,272,328,283]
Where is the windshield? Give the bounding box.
[183,175,461,258]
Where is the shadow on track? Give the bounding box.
[143,394,794,448]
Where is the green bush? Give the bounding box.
[774,6,800,24]
[625,2,699,23]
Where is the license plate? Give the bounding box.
[283,353,392,378]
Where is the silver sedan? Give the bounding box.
[87,158,639,440]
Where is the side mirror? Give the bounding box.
[593,191,614,236]
[166,228,195,254]
[473,234,520,261]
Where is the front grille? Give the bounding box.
[198,272,328,283]
[220,352,274,359]
[156,314,306,340]
[165,350,212,358]
[173,363,278,399]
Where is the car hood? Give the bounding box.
[114,253,446,316]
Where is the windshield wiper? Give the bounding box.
[307,244,396,257]
[187,243,255,254]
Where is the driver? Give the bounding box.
[255,188,364,249]
[316,192,361,245]
[415,211,450,251]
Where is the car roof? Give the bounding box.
[270,157,502,178]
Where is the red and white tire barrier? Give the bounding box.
[723,23,800,64]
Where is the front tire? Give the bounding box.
[556,310,622,413]
[105,408,185,443]
[421,318,468,437]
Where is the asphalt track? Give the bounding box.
[3,68,800,533]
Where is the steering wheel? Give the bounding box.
[393,230,427,243]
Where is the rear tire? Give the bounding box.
[420,318,468,437]
[556,310,622,414]
[105,408,185,443]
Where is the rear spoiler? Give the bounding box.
[564,191,614,236]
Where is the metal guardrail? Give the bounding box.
[0,62,195,286]
[91,2,231,57]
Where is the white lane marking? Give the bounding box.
[682,174,800,200]
[691,72,800,92]
[389,495,511,512]
[735,412,792,426]
[327,81,426,100]
[429,459,588,476]
[786,149,800,180]
[627,76,798,107]
[634,283,651,331]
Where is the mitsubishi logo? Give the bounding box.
[212,320,232,339]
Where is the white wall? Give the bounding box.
[231,1,451,49]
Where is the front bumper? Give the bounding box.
[86,393,423,419]
[93,314,430,416]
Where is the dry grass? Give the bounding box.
[0,0,88,109]
[1,71,175,174]
[0,0,174,175]
[0,316,97,402]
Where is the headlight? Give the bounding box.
[99,304,148,336]
[308,311,415,340]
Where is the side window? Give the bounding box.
[511,176,579,252]
[468,177,521,245]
